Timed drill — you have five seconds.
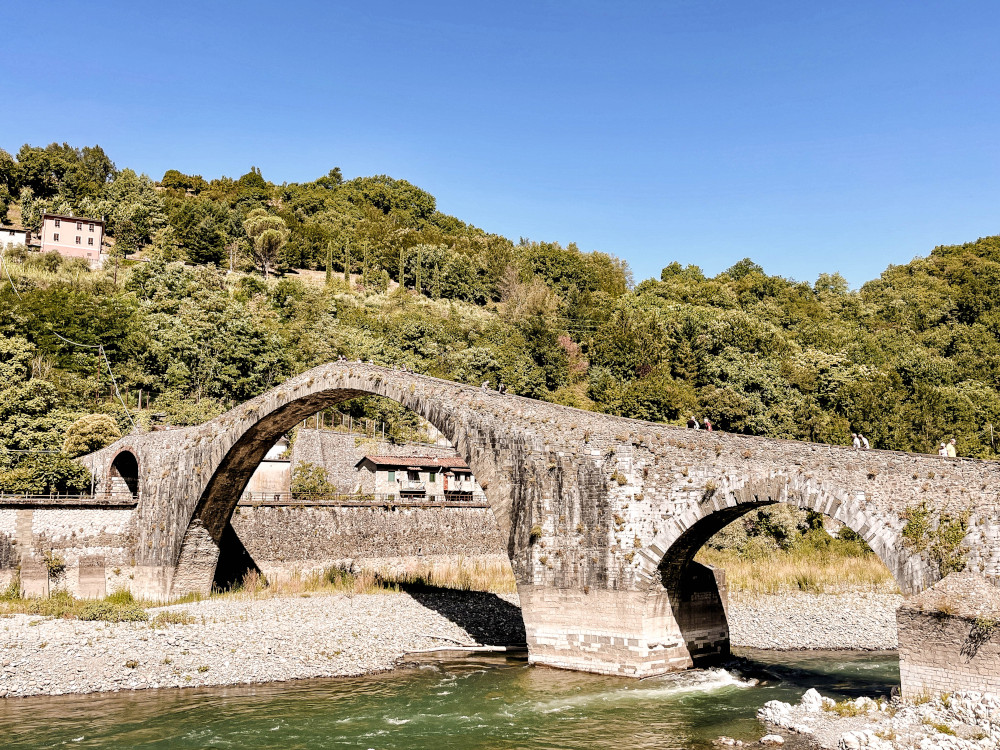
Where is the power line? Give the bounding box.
[0,248,22,301]
[1,250,135,429]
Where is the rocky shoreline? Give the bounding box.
[756,688,999,749]
[0,589,899,699]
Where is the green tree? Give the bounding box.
[63,414,122,457]
[243,208,289,277]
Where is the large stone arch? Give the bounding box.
[166,366,537,597]
[619,473,937,671]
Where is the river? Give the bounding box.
[0,649,897,749]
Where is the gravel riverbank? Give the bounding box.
[0,589,900,698]
[728,592,902,650]
[0,589,524,698]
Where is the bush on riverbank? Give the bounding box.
[0,588,150,621]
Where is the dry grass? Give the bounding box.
[381,557,518,594]
[696,547,897,595]
[219,557,517,600]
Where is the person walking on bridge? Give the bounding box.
[851,433,861,450]
[938,442,948,457]
[687,416,700,429]
[859,433,870,450]
[946,438,957,458]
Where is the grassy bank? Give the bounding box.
[696,544,896,595]
[223,557,519,600]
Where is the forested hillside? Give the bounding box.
[2,142,1000,492]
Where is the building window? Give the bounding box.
[76,222,82,230]
[53,233,59,241]
[429,471,436,483]
[88,237,94,246]
[54,219,60,227]
[387,470,395,482]
[89,223,94,232]
[76,236,81,244]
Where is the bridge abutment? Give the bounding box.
[519,563,729,677]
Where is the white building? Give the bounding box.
[0,226,28,248]
[354,455,485,502]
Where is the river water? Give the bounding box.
[0,649,897,749]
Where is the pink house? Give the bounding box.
[40,213,105,266]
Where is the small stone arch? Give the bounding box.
[108,450,140,498]
[635,473,934,597]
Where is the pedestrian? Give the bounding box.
[852,433,861,450]
[859,433,870,450]
[687,416,699,429]
[481,381,489,391]
[497,382,506,394]
[946,439,957,458]
[938,443,948,457]
[703,418,713,432]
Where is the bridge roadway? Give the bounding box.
[82,363,1000,680]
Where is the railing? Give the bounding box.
[238,492,487,508]
[0,492,139,508]
[400,481,426,492]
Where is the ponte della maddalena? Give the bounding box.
[26,364,1000,695]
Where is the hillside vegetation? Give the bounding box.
[2,141,1000,495]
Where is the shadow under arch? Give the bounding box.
[108,449,140,497]
[634,475,935,666]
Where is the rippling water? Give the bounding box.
[0,649,898,749]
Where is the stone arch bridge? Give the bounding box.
[84,363,1000,678]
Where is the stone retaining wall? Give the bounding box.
[0,501,507,597]
[0,507,136,597]
[897,571,1000,698]
[229,503,506,579]
[898,609,1000,697]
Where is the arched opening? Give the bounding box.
[191,391,514,603]
[108,450,139,498]
[648,484,926,667]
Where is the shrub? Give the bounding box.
[150,610,196,627]
[63,414,122,457]
[290,462,336,497]
[79,590,149,622]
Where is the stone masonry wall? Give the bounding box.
[0,507,136,597]
[898,609,1000,697]
[230,503,505,579]
[897,571,1000,698]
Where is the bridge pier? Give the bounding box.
[520,563,729,677]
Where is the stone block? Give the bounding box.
[19,556,48,599]
[78,555,106,599]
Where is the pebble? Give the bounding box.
[729,592,902,650]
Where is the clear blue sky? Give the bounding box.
[4,1,1000,287]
